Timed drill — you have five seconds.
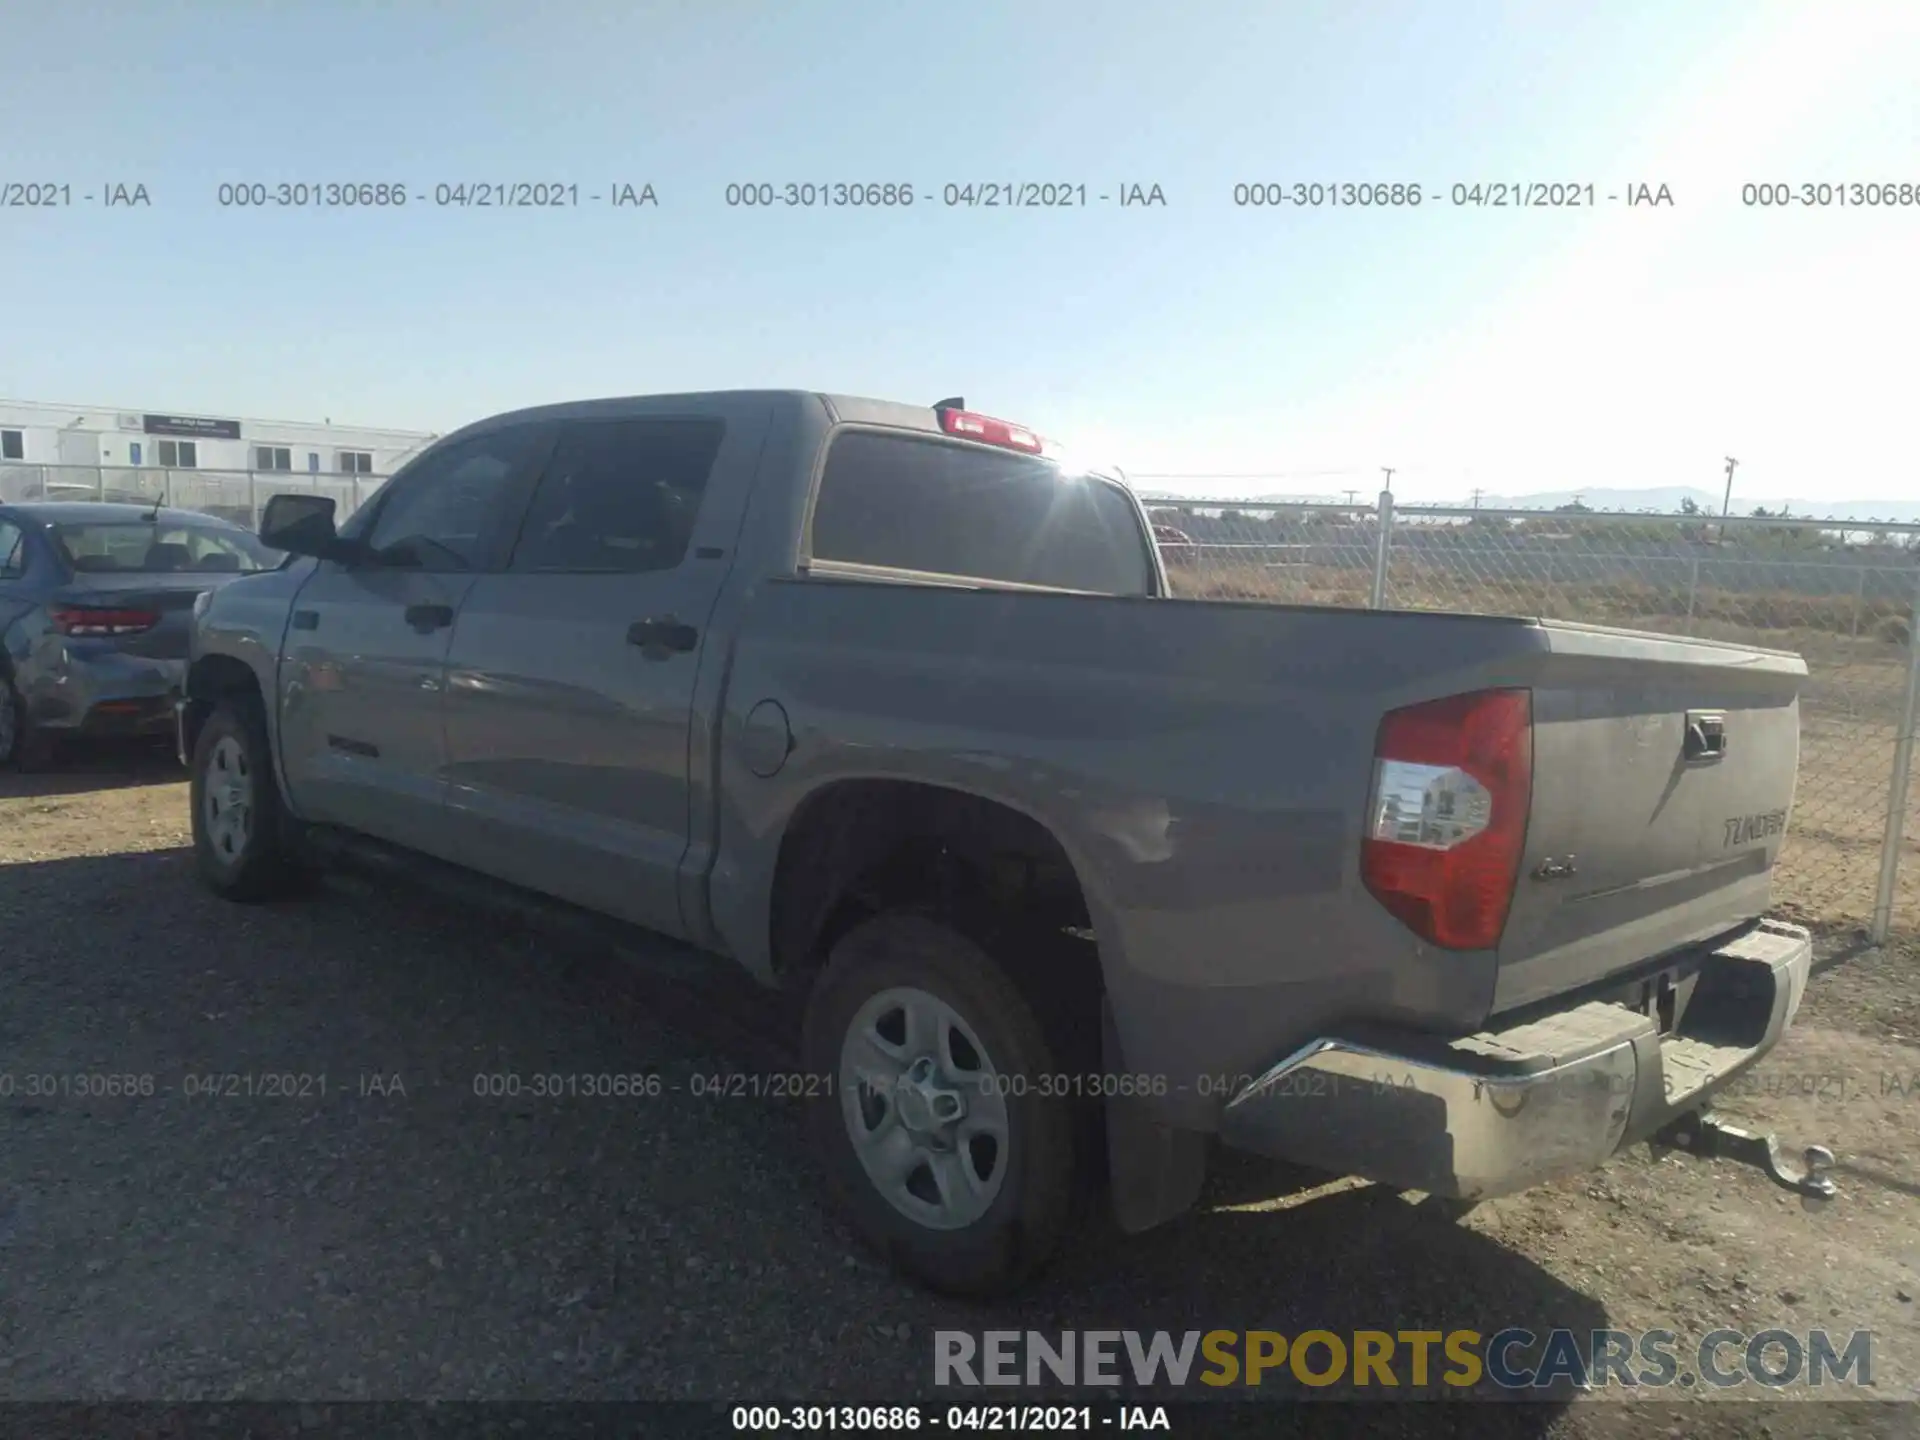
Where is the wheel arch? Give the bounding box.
[182,652,267,761]
[766,777,1107,1074]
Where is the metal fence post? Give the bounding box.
[1370,490,1395,610]
[247,470,258,529]
[1870,567,1920,944]
[1685,555,1701,629]
[1851,565,1867,641]
[95,467,106,502]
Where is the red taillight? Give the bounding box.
[50,605,161,637]
[936,406,1047,454]
[1360,688,1533,951]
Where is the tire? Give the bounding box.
[189,695,304,901]
[801,911,1081,1297]
[0,673,56,772]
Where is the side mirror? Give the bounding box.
[260,493,353,561]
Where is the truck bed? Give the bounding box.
[709,579,1804,1121]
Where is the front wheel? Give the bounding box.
[801,912,1081,1297]
[189,696,305,901]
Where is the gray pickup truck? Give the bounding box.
[179,390,1821,1296]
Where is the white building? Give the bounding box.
[0,398,435,477]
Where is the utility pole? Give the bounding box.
[1470,487,1484,511]
[1343,489,1359,507]
[1380,467,1395,495]
[1721,456,1739,545]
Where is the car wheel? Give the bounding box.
[189,696,304,901]
[0,673,55,772]
[801,911,1080,1297]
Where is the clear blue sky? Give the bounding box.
[3,1,1916,504]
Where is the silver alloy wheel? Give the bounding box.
[203,734,255,864]
[838,985,1012,1231]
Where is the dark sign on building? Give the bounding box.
[142,414,242,440]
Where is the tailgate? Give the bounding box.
[1492,621,1805,1014]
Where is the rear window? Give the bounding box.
[809,431,1154,595]
[50,520,277,575]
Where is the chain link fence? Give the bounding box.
[0,463,386,529]
[1147,495,1920,941]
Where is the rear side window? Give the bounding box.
[510,418,724,574]
[809,432,1153,595]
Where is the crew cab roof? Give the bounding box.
[445,391,959,447]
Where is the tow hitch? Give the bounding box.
[1653,1109,1838,1206]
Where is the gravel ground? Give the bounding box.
[2,745,1918,1438]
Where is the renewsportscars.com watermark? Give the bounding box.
[934,1328,1875,1392]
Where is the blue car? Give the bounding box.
[0,502,281,769]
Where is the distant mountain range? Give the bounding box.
[1136,485,1920,524]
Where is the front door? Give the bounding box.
[441,406,765,937]
[276,424,549,859]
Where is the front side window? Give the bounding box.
[809,431,1154,595]
[510,418,723,574]
[50,520,276,574]
[363,428,540,571]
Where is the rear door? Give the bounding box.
[0,517,32,674]
[440,400,769,938]
[276,424,550,859]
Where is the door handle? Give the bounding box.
[405,603,456,631]
[627,616,699,654]
[1684,711,1728,762]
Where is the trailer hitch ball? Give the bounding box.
[1655,1109,1839,1206]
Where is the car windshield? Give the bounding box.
[49,520,278,575]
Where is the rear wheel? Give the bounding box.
[190,696,305,901]
[801,912,1080,1297]
[0,674,55,772]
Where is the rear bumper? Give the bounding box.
[23,650,185,736]
[1216,918,1812,1201]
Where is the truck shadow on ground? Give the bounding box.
[0,848,1602,1422]
[0,738,182,798]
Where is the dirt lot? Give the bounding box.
[2,746,1917,1437]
